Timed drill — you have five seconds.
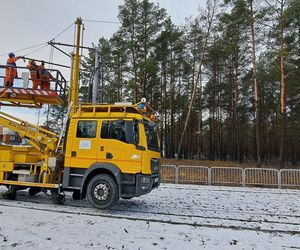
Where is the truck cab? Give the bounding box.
[63,104,160,208]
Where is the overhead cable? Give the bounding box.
[23,44,49,57]
[22,56,70,69]
[0,22,74,58]
[0,42,47,57]
[49,41,93,50]
[50,22,75,41]
[83,19,120,24]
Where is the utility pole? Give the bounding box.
[69,17,82,112]
[92,46,100,104]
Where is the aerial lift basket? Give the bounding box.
[0,65,66,108]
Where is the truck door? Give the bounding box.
[97,120,108,161]
[69,120,99,168]
[100,119,142,173]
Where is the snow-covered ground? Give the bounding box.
[0,184,300,249]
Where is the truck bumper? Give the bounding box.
[120,173,160,198]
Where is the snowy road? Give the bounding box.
[0,184,300,249]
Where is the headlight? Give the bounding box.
[140,176,151,184]
[151,158,159,174]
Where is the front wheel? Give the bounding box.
[86,174,119,209]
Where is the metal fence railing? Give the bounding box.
[211,167,243,186]
[244,168,278,187]
[160,165,300,189]
[159,165,177,183]
[279,169,300,188]
[178,165,209,184]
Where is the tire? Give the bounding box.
[86,174,119,209]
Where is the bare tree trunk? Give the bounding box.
[279,0,286,167]
[196,75,203,159]
[177,0,218,158]
[290,107,296,165]
[248,0,261,166]
[170,53,175,158]
[130,19,139,102]
[229,58,237,161]
[233,51,240,162]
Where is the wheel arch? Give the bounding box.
[81,162,121,199]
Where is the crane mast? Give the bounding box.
[69,17,82,110]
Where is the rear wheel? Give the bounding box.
[86,174,119,209]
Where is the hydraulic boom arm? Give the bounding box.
[0,111,58,153]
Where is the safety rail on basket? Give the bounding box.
[0,64,67,107]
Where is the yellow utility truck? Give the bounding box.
[0,18,160,209]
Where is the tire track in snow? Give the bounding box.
[160,185,300,196]
[0,199,299,235]
[13,190,300,219]
[0,202,299,235]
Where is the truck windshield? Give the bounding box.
[144,120,160,152]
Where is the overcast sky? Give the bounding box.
[0,0,205,124]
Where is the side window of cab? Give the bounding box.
[100,120,139,144]
[76,120,97,138]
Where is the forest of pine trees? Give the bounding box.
[49,0,300,167]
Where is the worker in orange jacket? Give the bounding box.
[26,60,40,90]
[38,61,55,91]
[3,53,22,88]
